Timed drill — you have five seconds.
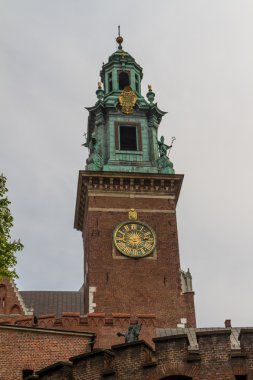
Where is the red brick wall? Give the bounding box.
[38,363,72,380]
[33,332,253,379]
[83,191,195,328]
[0,325,92,380]
[12,313,156,349]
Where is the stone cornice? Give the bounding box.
[74,171,183,231]
[0,323,95,337]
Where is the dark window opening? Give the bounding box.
[119,72,130,90]
[119,125,137,151]
[135,74,139,93]
[235,376,247,380]
[22,369,34,379]
[0,284,6,313]
[108,72,112,92]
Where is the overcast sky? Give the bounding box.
[1,0,253,328]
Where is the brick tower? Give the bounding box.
[74,32,196,328]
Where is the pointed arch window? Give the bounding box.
[0,284,6,313]
[10,304,21,314]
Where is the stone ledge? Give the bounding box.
[111,340,153,352]
[238,328,253,340]
[74,171,183,231]
[0,323,95,338]
[36,361,72,376]
[62,312,81,317]
[196,329,231,338]
[111,313,130,317]
[39,314,56,319]
[12,313,155,330]
[70,349,114,364]
[153,333,188,343]
[230,351,247,359]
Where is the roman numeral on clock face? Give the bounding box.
[124,246,131,255]
[117,242,126,250]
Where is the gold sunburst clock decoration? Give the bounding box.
[113,209,156,258]
[118,85,137,114]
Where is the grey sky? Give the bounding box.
[1,0,253,327]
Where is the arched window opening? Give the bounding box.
[10,304,21,315]
[135,74,139,93]
[119,71,130,90]
[0,284,7,313]
[108,72,113,92]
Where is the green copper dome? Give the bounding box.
[83,34,175,175]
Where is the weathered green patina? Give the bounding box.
[83,34,175,174]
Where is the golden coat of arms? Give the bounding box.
[128,208,138,221]
[118,86,137,114]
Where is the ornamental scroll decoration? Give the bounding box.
[118,85,137,114]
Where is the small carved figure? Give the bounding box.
[82,131,96,152]
[180,268,193,293]
[156,136,175,174]
[83,131,103,170]
[157,136,172,157]
[87,132,97,154]
[117,323,142,343]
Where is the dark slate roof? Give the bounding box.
[20,290,84,318]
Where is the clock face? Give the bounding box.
[113,221,156,258]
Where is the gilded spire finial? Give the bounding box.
[96,81,104,101]
[116,25,123,50]
[147,85,155,104]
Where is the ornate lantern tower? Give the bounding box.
[74,32,196,328]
